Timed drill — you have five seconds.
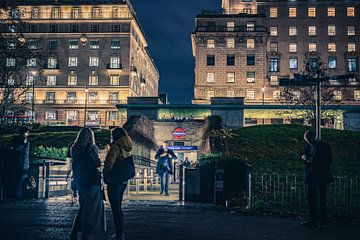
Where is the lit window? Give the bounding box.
[246,38,255,49]
[111,40,121,49]
[348,26,356,36]
[46,92,55,103]
[88,92,98,103]
[347,7,355,17]
[273,90,281,100]
[68,57,78,67]
[269,58,279,72]
[309,43,317,52]
[46,75,56,86]
[72,8,81,19]
[90,40,99,49]
[68,74,77,86]
[348,58,358,72]
[51,8,60,19]
[92,7,101,18]
[6,58,15,67]
[108,111,119,121]
[270,42,278,52]
[67,92,77,103]
[348,43,356,52]
[227,38,235,48]
[87,111,99,121]
[67,110,78,121]
[47,58,57,68]
[26,75,34,86]
[7,77,15,86]
[289,58,298,69]
[289,43,297,53]
[328,25,336,36]
[354,90,360,100]
[270,7,278,18]
[69,40,79,49]
[246,72,255,83]
[207,39,215,48]
[206,72,215,83]
[246,90,255,100]
[45,110,57,120]
[308,7,316,18]
[308,26,316,36]
[226,90,235,97]
[328,57,337,69]
[89,57,99,67]
[270,26,278,36]
[110,57,121,68]
[25,92,33,104]
[206,90,215,100]
[289,7,297,17]
[89,75,98,86]
[110,92,119,103]
[289,26,297,36]
[327,7,336,17]
[328,43,336,52]
[270,75,279,84]
[246,22,255,32]
[227,72,235,83]
[333,91,342,101]
[27,58,36,67]
[227,21,235,31]
[31,8,40,19]
[110,75,120,85]
[207,55,215,66]
[28,40,37,49]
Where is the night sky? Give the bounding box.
[131,0,221,104]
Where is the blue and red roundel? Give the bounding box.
[172,127,187,140]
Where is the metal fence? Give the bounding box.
[250,172,360,215]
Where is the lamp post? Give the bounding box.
[30,70,37,122]
[261,87,265,105]
[84,85,89,127]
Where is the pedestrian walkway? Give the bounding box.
[0,199,359,240]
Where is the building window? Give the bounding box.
[270,27,278,36]
[347,7,355,17]
[47,58,57,68]
[51,8,60,19]
[90,40,99,49]
[87,111,99,121]
[49,40,57,50]
[88,92,98,103]
[270,7,278,18]
[110,57,121,68]
[348,26,356,36]
[328,43,336,52]
[108,111,119,121]
[246,38,255,49]
[206,72,215,83]
[289,43,297,53]
[111,40,121,49]
[247,22,255,32]
[68,74,77,86]
[333,91,342,101]
[308,7,316,18]
[26,75,34,86]
[328,57,337,69]
[270,42,278,52]
[207,55,215,66]
[354,90,360,100]
[6,58,15,67]
[227,21,235,31]
[328,25,336,36]
[246,90,255,100]
[29,25,37,33]
[309,43,317,52]
[67,92,77,103]
[289,7,297,18]
[110,75,120,85]
[112,24,121,32]
[227,72,235,83]
[31,8,40,19]
[89,57,99,67]
[247,55,255,66]
[205,90,215,100]
[91,24,100,33]
[270,75,279,84]
[46,92,55,103]
[92,7,101,18]
[348,58,358,72]
[110,92,119,103]
[70,24,79,33]
[67,110,78,121]
[289,26,297,36]
[269,58,279,72]
[226,38,235,48]
[72,8,81,19]
[49,25,58,33]
[68,57,78,67]
[28,40,37,49]
[246,72,255,83]
[273,90,281,100]
[47,75,56,86]
[7,77,15,86]
[308,26,316,36]
[327,7,336,17]
[348,43,356,52]
[289,58,298,69]
[207,39,215,48]
[25,92,33,104]
[89,75,99,85]
[45,110,57,120]
[227,55,235,66]
[69,40,79,49]
[27,58,36,67]
[226,90,235,98]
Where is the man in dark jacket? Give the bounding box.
[12,127,30,200]
[301,130,333,229]
[155,141,177,196]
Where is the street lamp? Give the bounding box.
[29,70,37,122]
[261,87,266,105]
[17,33,26,45]
[84,85,89,127]
[80,34,88,46]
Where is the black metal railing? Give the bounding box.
[196,25,267,32]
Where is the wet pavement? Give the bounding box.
[0,198,359,240]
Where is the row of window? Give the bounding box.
[269,42,356,53]
[44,110,120,122]
[269,6,356,18]
[206,72,255,84]
[206,55,255,66]
[269,25,356,37]
[206,38,255,49]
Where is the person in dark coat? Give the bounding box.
[70,128,106,240]
[12,126,30,200]
[155,141,177,196]
[301,130,333,229]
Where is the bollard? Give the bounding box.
[179,166,184,201]
[150,169,154,191]
[44,161,51,199]
[136,171,140,194]
[144,169,148,192]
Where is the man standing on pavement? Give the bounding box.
[155,141,177,196]
[12,127,31,200]
[301,130,333,229]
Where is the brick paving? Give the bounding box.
[0,199,359,240]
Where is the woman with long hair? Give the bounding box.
[104,127,133,240]
[70,128,105,240]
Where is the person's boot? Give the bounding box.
[164,192,170,196]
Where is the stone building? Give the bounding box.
[192,0,360,105]
[0,0,159,127]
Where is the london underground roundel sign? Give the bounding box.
[173,127,187,140]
